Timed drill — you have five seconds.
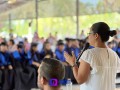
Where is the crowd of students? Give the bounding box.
[0,30,120,90]
[0,35,85,90]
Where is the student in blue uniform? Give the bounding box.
[40,41,54,59]
[71,39,81,58]
[27,43,41,68]
[0,42,14,90]
[0,42,12,69]
[55,40,68,66]
[55,40,69,83]
[64,38,73,56]
[12,43,37,90]
[64,38,77,84]
[12,43,28,68]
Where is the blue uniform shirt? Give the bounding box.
[71,47,81,58]
[55,48,66,62]
[12,50,28,62]
[0,52,11,66]
[27,51,40,65]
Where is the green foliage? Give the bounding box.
[0,13,120,38]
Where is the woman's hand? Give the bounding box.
[64,51,76,66]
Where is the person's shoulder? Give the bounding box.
[82,49,93,55]
[85,48,94,52]
[84,48,100,55]
[108,48,117,54]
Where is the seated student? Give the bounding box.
[64,38,73,56]
[40,41,54,59]
[37,58,65,90]
[7,39,17,53]
[12,43,28,68]
[55,40,68,66]
[0,42,13,69]
[71,39,81,58]
[24,38,31,52]
[0,42,14,90]
[27,43,41,68]
[12,43,37,90]
[64,38,77,84]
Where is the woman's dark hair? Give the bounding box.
[91,22,117,42]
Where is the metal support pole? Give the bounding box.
[35,0,38,32]
[9,13,12,30]
[76,0,79,38]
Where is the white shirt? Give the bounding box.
[79,47,120,90]
[37,42,43,53]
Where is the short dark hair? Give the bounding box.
[17,44,23,49]
[9,39,15,45]
[0,42,7,46]
[39,58,65,81]
[57,40,64,46]
[91,22,117,42]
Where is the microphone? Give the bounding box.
[76,42,90,66]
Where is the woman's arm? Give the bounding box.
[72,60,90,84]
[64,51,90,84]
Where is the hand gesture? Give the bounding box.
[64,51,76,66]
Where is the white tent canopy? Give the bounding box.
[0,0,120,21]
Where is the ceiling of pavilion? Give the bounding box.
[0,0,120,21]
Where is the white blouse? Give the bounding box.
[79,47,120,90]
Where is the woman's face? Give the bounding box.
[88,29,96,46]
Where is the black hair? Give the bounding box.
[40,58,65,82]
[57,40,64,46]
[30,43,38,51]
[19,41,24,45]
[17,44,23,49]
[91,22,117,42]
[24,38,28,41]
[9,39,15,45]
[0,42,7,46]
[65,38,70,42]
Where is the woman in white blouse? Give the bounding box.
[64,22,120,90]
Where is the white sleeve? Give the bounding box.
[79,50,98,74]
[79,50,93,66]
